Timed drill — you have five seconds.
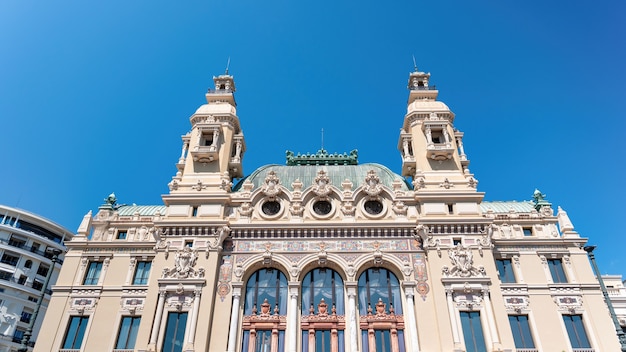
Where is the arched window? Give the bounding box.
[242,268,288,352]
[301,268,345,352]
[358,268,405,352]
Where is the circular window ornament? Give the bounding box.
[261,200,281,217]
[364,200,384,215]
[313,200,332,216]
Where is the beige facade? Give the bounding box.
[35,69,622,352]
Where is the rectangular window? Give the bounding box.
[20,309,33,323]
[8,235,26,249]
[132,261,152,285]
[191,206,198,217]
[62,316,89,349]
[162,312,187,352]
[460,311,487,352]
[547,258,567,283]
[115,316,141,349]
[0,270,12,281]
[563,315,591,348]
[523,227,533,236]
[508,315,535,348]
[83,261,103,285]
[496,259,515,283]
[13,328,25,343]
[37,263,50,277]
[116,231,127,240]
[32,279,44,291]
[1,252,19,266]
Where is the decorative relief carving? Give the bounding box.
[554,296,583,313]
[261,171,281,200]
[238,202,253,217]
[341,179,353,198]
[217,256,233,302]
[166,291,194,311]
[191,180,207,191]
[162,247,204,279]
[209,225,232,250]
[504,297,529,313]
[121,298,145,314]
[445,244,481,277]
[291,179,303,198]
[439,178,454,189]
[221,171,232,192]
[454,292,484,310]
[363,170,382,198]
[290,201,304,217]
[340,201,356,217]
[392,201,407,216]
[312,170,331,198]
[71,298,97,314]
[413,176,426,190]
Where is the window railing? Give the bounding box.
[516,349,539,352]
[572,349,595,352]
[409,85,437,91]
[207,88,234,94]
[0,274,50,293]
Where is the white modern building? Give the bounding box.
[0,205,71,352]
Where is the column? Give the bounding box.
[226,286,242,352]
[456,137,466,159]
[186,288,202,347]
[149,290,167,345]
[287,283,299,352]
[346,285,359,352]
[403,284,420,352]
[445,289,461,348]
[482,289,501,349]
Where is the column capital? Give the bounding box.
[232,286,242,298]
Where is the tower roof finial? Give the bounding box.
[225,57,231,75]
[412,55,418,72]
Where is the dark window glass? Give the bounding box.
[1,252,19,266]
[244,268,288,315]
[37,263,50,277]
[496,259,515,283]
[133,261,151,285]
[508,315,535,348]
[83,261,103,285]
[261,201,281,216]
[357,268,402,315]
[116,316,141,349]
[13,328,25,343]
[24,260,33,269]
[116,231,127,240]
[0,270,12,281]
[547,259,567,283]
[162,312,187,352]
[301,268,344,315]
[20,310,32,323]
[364,200,383,215]
[312,201,332,216]
[460,311,487,352]
[62,316,89,349]
[523,228,532,236]
[563,315,591,348]
[32,280,43,291]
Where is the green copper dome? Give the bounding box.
[233,163,412,192]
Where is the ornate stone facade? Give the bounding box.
[34,70,622,352]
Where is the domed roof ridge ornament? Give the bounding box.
[285,149,358,166]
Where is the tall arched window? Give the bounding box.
[242,268,288,352]
[358,268,405,352]
[301,268,345,352]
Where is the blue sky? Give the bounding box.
[1,1,624,277]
